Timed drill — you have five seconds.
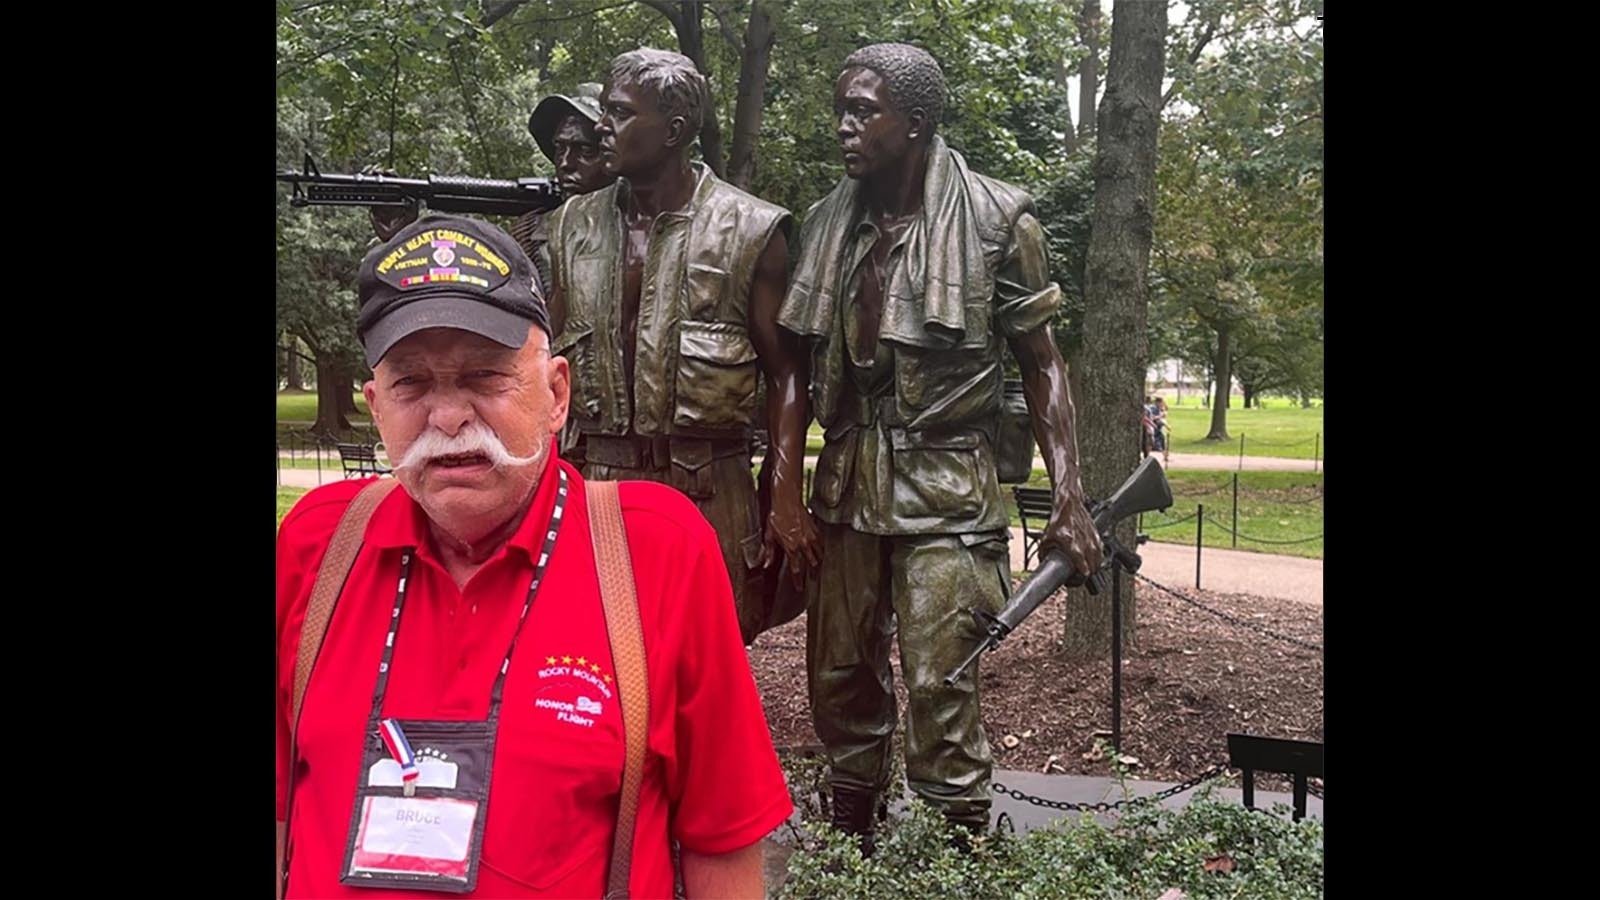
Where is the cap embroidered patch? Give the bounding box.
[373,228,512,293]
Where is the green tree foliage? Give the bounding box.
[1152,1,1322,434]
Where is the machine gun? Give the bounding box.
[276,154,563,218]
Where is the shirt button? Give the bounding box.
[459,659,468,671]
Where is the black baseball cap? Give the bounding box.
[355,214,550,368]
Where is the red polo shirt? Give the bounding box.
[276,454,793,898]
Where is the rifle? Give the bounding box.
[276,153,564,218]
[944,457,1174,685]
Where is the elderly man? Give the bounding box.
[275,214,791,898]
[547,48,818,646]
[779,43,1106,845]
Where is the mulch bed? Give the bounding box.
[748,582,1322,794]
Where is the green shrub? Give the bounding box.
[776,750,1323,899]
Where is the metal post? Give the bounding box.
[1314,433,1320,473]
[316,443,323,485]
[1196,503,1204,589]
[1232,472,1239,549]
[1238,433,1245,470]
[276,445,282,488]
[1112,561,1123,755]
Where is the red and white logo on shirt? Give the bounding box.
[532,652,615,730]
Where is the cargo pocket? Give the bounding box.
[673,321,759,430]
[890,431,983,519]
[960,531,1013,618]
[666,439,717,500]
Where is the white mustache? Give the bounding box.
[394,421,544,471]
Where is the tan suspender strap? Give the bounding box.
[283,477,399,897]
[292,477,399,731]
[587,480,648,900]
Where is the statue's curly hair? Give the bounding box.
[841,43,947,130]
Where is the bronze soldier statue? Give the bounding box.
[369,83,616,292]
[547,48,819,645]
[512,83,612,290]
[778,43,1105,846]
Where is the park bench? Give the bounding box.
[1013,485,1054,571]
[1226,732,1323,821]
[336,443,391,478]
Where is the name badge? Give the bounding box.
[348,795,480,880]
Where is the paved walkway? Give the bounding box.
[1156,451,1322,472]
[1008,527,1322,605]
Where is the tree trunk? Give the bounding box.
[285,340,303,392]
[1077,0,1102,141]
[1242,383,1255,409]
[727,0,777,190]
[1061,0,1167,663]
[1300,390,1311,409]
[1205,324,1231,440]
[314,356,351,437]
[335,362,360,422]
[671,0,726,177]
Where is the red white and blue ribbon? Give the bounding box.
[379,718,419,789]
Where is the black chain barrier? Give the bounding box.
[1173,480,1232,498]
[1173,480,1322,501]
[1277,491,1325,505]
[1135,573,1323,653]
[1202,516,1323,545]
[992,764,1230,816]
[1244,435,1320,448]
[1142,511,1200,530]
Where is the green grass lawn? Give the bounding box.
[276,392,375,444]
[1004,468,1323,560]
[276,392,370,422]
[1136,469,1323,559]
[1162,405,1323,460]
[277,487,309,526]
